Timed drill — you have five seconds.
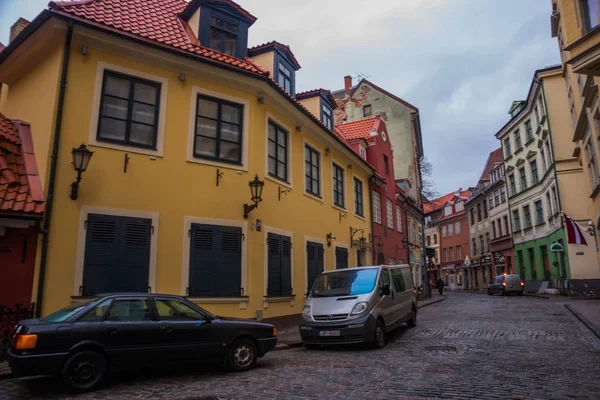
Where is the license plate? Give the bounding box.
[318,330,340,337]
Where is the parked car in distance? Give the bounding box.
[8,293,277,392]
[299,265,417,349]
[488,274,524,296]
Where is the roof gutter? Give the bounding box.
[35,20,73,318]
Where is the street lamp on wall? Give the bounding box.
[70,144,93,200]
[243,175,265,219]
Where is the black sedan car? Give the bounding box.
[8,293,277,392]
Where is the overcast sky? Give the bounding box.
[0,0,560,197]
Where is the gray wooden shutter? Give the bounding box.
[119,217,151,293]
[336,247,349,269]
[82,214,119,296]
[281,236,293,296]
[267,233,282,296]
[218,227,242,297]
[307,242,324,292]
[189,224,217,296]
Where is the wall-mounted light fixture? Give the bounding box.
[243,175,265,219]
[70,144,94,200]
[296,125,302,132]
[278,186,291,201]
[258,96,265,104]
[326,233,336,247]
[81,45,88,55]
[325,148,331,156]
[179,73,186,82]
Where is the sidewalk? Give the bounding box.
[565,300,600,340]
[272,293,446,350]
[0,361,11,381]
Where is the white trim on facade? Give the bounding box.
[186,85,250,171]
[88,62,168,157]
[181,216,248,308]
[73,206,159,296]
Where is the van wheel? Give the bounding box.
[227,338,257,372]
[407,307,417,328]
[373,320,386,349]
[62,350,107,393]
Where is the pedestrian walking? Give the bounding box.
[436,277,445,296]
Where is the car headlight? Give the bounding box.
[302,305,312,319]
[351,302,369,315]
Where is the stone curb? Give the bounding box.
[275,296,447,350]
[0,369,13,381]
[564,303,600,340]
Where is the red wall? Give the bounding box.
[366,119,408,265]
[440,214,469,265]
[0,226,37,306]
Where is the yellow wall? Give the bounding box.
[298,96,321,118]
[0,45,63,185]
[249,51,274,76]
[5,36,372,318]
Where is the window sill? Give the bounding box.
[332,204,347,213]
[265,174,292,190]
[535,222,546,227]
[525,138,535,146]
[263,296,296,308]
[303,192,324,204]
[514,147,524,155]
[590,183,600,199]
[187,297,249,304]
[89,141,164,158]
[186,157,247,172]
[504,155,513,162]
[354,213,366,221]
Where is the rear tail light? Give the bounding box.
[502,282,506,286]
[273,328,277,337]
[521,281,524,286]
[12,334,38,350]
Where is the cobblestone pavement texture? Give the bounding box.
[1,293,600,399]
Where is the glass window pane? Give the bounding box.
[107,299,153,322]
[312,166,319,180]
[102,97,128,119]
[197,98,218,119]
[277,145,286,161]
[222,104,241,124]
[130,123,155,146]
[277,129,286,145]
[223,33,236,56]
[210,29,221,51]
[195,137,217,157]
[268,157,276,175]
[134,82,157,105]
[219,141,240,162]
[312,151,318,166]
[277,74,285,88]
[268,123,276,141]
[305,175,311,191]
[277,162,286,179]
[104,75,130,98]
[221,122,241,142]
[78,299,112,322]
[196,117,218,138]
[268,140,276,158]
[132,102,156,125]
[155,299,204,321]
[99,117,126,141]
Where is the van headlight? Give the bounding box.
[351,302,369,315]
[302,305,312,319]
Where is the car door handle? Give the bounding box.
[162,327,172,333]
[106,328,118,335]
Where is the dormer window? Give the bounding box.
[248,42,300,95]
[276,59,294,94]
[322,105,333,130]
[455,201,464,212]
[209,17,238,56]
[444,205,453,216]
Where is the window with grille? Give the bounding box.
[396,205,402,232]
[354,178,364,217]
[268,120,288,182]
[333,163,345,208]
[386,198,394,229]
[305,145,321,197]
[372,191,381,224]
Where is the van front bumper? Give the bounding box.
[299,314,377,345]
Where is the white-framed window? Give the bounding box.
[444,205,453,216]
[396,205,402,232]
[455,222,461,235]
[89,62,169,157]
[372,191,381,224]
[584,133,599,190]
[442,226,447,238]
[386,198,394,229]
[359,144,367,160]
[448,224,454,236]
[455,201,464,212]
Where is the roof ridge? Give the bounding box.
[49,0,97,9]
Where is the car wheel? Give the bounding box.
[373,320,386,349]
[227,338,257,372]
[407,307,417,328]
[62,350,107,393]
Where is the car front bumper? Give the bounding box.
[299,314,377,345]
[257,337,278,357]
[7,348,68,377]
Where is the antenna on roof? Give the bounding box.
[352,72,371,81]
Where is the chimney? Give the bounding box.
[10,18,30,43]
[344,75,352,93]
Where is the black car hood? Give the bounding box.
[17,318,44,326]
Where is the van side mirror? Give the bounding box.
[380,284,391,296]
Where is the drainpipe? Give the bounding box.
[539,79,568,294]
[35,20,73,318]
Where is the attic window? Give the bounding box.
[363,105,372,117]
[275,55,295,95]
[321,104,333,130]
[209,17,238,56]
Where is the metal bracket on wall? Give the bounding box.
[124,153,130,173]
[339,211,348,222]
[278,186,291,201]
[216,169,224,186]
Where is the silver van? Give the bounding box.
[299,265,417,348]
[487,274,524,296]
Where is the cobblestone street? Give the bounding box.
[2,293,600,399]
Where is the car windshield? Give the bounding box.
[311,268,379,297]
[41,297,100,322]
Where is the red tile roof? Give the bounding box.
[335,117,378,141]
[0,113,45,215]
[296,89,336,105]
[48,0,269,76]
[479,147,503,181]
[248,41,301,70]
[180,0,257,24]
[423,189,471,214]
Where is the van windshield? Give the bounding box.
[311,268,379,297]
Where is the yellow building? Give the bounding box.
[0,0,374,318]
[551,0,600,278]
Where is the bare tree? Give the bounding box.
[420,157,439,201]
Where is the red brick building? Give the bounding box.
[336,116,408,265]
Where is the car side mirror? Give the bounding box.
[380,284,391,296]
